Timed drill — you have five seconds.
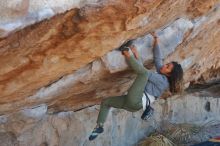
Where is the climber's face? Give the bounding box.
[160,62,174,76]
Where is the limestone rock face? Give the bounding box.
[0,87,219,146]
[0,0,219,115]
[0,0,103,37]
[0,0,220,145]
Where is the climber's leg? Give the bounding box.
[124,55,149,109]
[97,95,127,125]
[89,95,126,141]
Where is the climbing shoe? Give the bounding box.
[141,105,154,121]
[89,126,104,141]
[118,40,133,52]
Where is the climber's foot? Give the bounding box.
[118,40,133,52]
[89,126,104,141]
[141,106,154,121]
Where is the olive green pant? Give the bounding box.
[97,55,149,125]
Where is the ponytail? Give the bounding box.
[168,62,183,93]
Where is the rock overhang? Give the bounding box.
[0,0,219,115]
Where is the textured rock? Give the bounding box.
[0,1,220,145]
[0,87,219,146]
[0,132,18,146]
[0,0,219,115]
[0,0,103,37]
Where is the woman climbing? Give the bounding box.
[89,32,183,141]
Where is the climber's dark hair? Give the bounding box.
[168,61,183,93]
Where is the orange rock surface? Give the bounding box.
[0,0,219,114]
